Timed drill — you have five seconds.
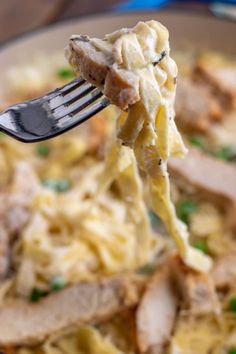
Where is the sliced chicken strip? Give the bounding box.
[0,275,142,346]
[195,63,236,109]
[0,163,40,280]
[170,254,220,315]
[136,259,178,354]
[0,227,9,281]
[0,162,40,238]
[169,147,236,232]
[211,252,236,289]
[175,76,222,134]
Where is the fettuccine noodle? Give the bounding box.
[74,21,211,271]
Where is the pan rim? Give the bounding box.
[0,8,234,52]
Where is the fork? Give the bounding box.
[0,77,110,143]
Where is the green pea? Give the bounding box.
[189,136,205,150]
[214,146,235,162]
[177,200,198,224]
[42,178,57,190]
[36,144,50,157]
[56,179,71,193]
[228,348,236,354]
[51,276,66,292]
[229,297,236,313]
[30,288,47,302]
[193,240,209,254]
[57,67,75,79]
[42,178,71,193]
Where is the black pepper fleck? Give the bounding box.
[88,73,95,81]
[122,141,129,146]
[78,35,90,42]
[152,50,167,66]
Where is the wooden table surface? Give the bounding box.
[0,0,209,44]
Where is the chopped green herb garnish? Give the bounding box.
[30,288,48,302]
[137,263,156,275]
[177,200,198,224]
[229,297,236,313]
[213,146,235,162]
[193,240,209,254]
[189,136,205,150]
[42,178,71,193]
[57,67,75,79]
[148,210,161,229]
[0,132,5,138]
[36,144,50,157]
[51,276,66,292]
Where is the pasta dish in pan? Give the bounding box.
[0,20,235,354]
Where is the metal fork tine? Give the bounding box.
[57,96,110,129]
[68,89,103,117]
[0,76,111,143]
[54,88,103,120]
[49,81,94,110]
[48,77,86,101]
[60,76,85,95]
[74,96,110,122]
[64,83,95,106]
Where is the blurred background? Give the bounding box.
[0,0,229,44]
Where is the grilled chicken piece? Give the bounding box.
[169,147,236,232]
[175,76,222,134]
[0,275,142,346]
[67,35,140,110]
[136,260,178,354]
[195,63,236,109]
[0,162,40,238]
[212,252,236,289]
[171,255,220,315]
[0,227,9,281]
[210,111,236,147]
[0,347,15,354]
[0,163,40,281]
